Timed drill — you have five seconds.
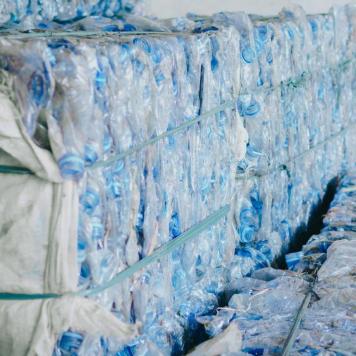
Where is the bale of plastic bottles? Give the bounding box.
[192,170,356,355]
[0,0,147,28]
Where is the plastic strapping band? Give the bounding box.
[0,101,235,175]
[281,290,312,356]
[282,270,318,356]
[0,30,214,40]
[0,204,230,300]
[236,122,356,181]
[328,348,356,356]
[0,165,33,175]
[91,100,235,169]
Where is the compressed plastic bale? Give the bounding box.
[195,169,356,355]
[0,86,138,355]
[1,24,248,353]
[0,0,147,28]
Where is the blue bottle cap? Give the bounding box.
[240,225,256,244]
[123,23,137,32]
[257,25,268,43]
[80,187,100,215]
[77,239,87,263]
[133,38,152,54]
[103,24,120,32]
[92,219,104,241]
[211,56,219,72]
[169,212,181,239]
[59,331,84,352]
[109,180,121,199]
[58,153,85,179]
[84,144,98,166]
[237,97,261,117]
[241,46,255,64]
[79,260,91,285]
[309,19,318,34]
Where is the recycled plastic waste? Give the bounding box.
[0,2,355,355]
[0,0,147,29]
[194,170,356,355]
